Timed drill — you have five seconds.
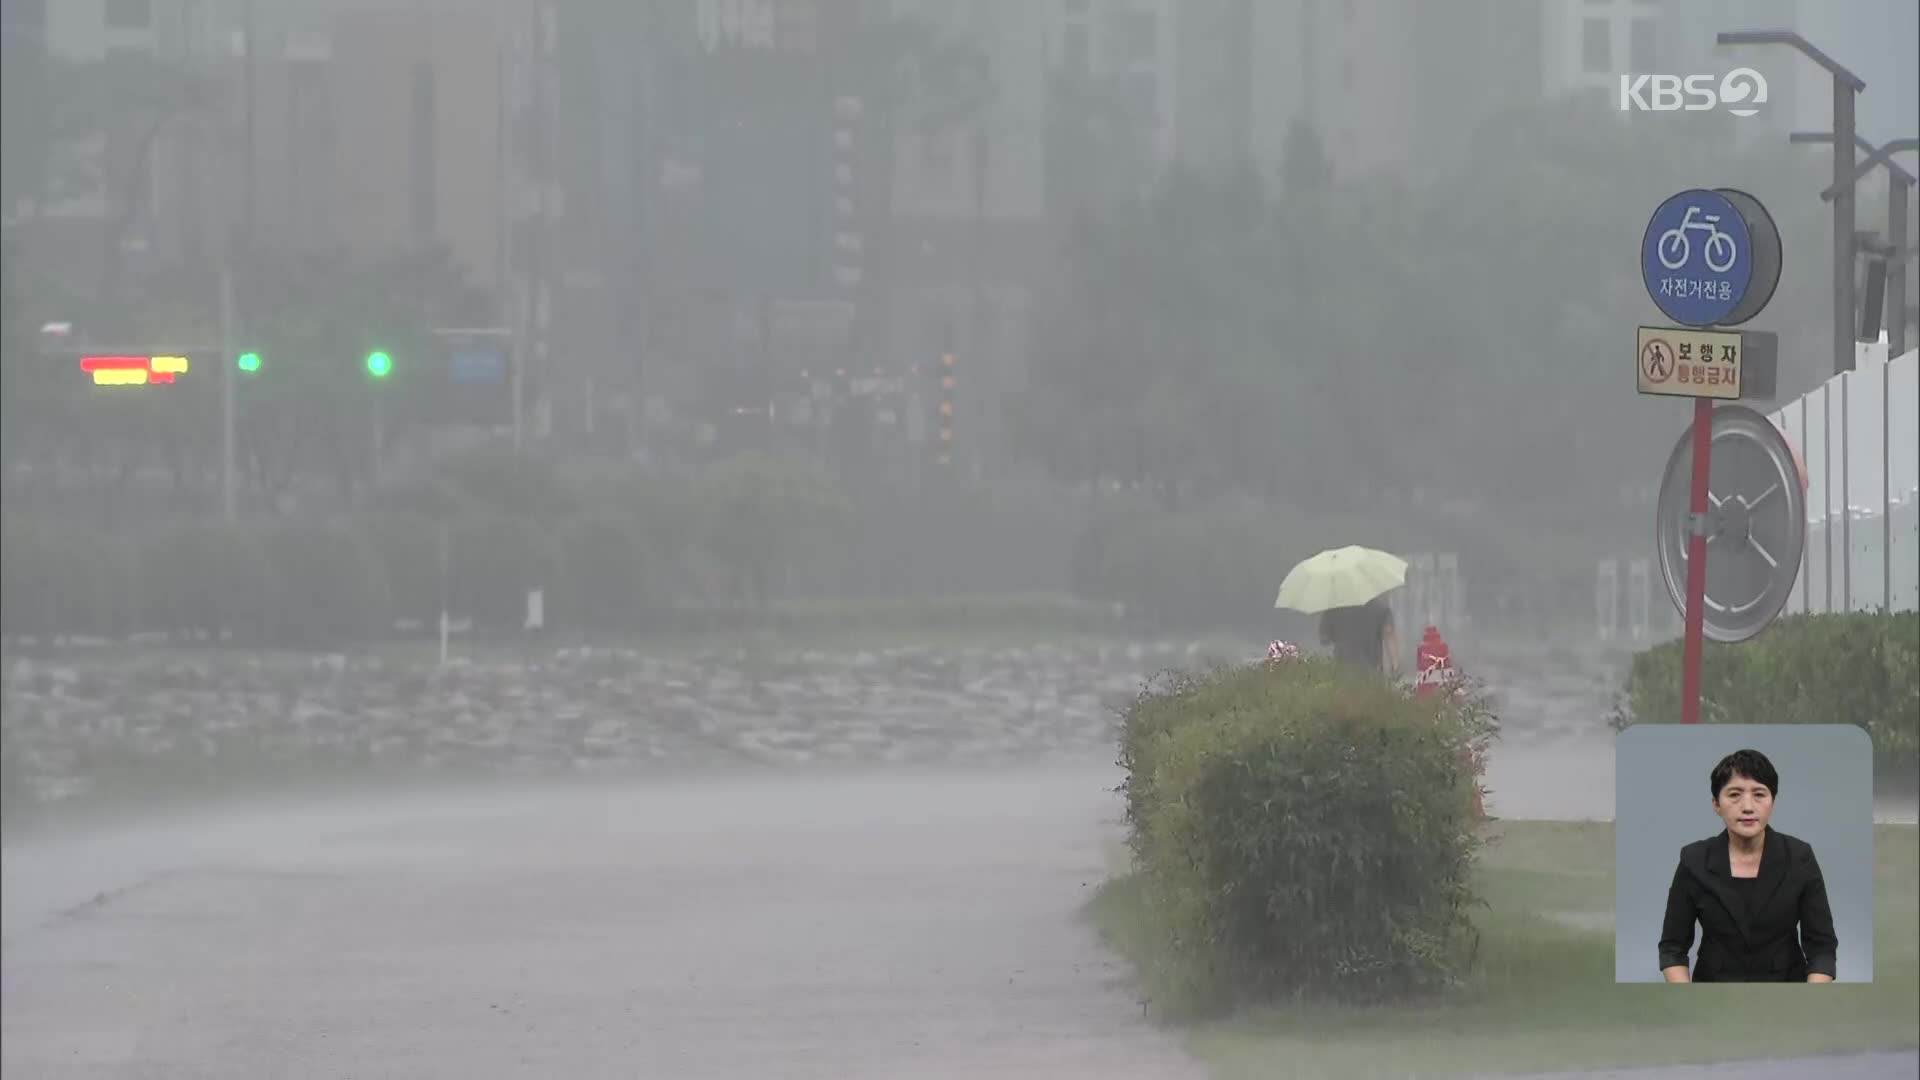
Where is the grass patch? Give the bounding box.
[1088,820,1920,1079]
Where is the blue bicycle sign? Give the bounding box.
[1657,205,1739,273]
[1642,189,1753,326]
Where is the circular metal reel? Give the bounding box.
[1655,405,1807,643]
[1713,189,1783,327]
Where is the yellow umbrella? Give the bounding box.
[1274,546,1408,614]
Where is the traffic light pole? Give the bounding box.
[221,267,237,522]
[372,390,385,489]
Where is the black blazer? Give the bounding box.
[1658,826,1838,982]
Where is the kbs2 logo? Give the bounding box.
[1618,68,1769,117]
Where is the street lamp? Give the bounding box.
[1716,30,1866,379]
[1790,131,1915,357]
[1821,137,1920,203]
[1790,131,1916,614]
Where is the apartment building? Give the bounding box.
[187,6,511,299]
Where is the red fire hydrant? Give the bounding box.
[1415,626,1452,697]
[1415,626,1485,821]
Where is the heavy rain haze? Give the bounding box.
[3,0,1917,1077]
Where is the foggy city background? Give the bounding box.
[2,1,1917,1077]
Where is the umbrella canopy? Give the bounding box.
[1274,546,1408,614]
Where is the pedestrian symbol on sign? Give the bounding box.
[1641,338,1674,384]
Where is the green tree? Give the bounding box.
[695,452,850,614]
[1012,96,1832,519]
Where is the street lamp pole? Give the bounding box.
[1789,132,1916,358]
[1719,31,1865,611]
[1788,132,1918,612]
[1717,31,1867,380]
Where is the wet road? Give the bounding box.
[1487,1051,1920,1080]
[2,762,1205,1079]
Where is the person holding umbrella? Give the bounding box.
[1275,546,1407,679]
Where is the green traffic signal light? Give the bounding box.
[365,350,392,378]
[237,351,261,373]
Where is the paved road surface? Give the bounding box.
[1483,1051,1919,1080]
[3,762,1204,1079]
[6,753,1914,1080]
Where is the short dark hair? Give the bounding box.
[1710,749,1779,801]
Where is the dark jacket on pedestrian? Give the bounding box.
[1658,826,1838,982]
[1317,597,1399,677]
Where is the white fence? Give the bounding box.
[1769,339,1920,615]
[1588,339,1917,642]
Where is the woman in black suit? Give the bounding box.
[1658,749,1838,983]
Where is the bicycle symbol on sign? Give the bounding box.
[1657,205,1739,273]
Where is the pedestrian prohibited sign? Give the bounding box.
[1637,326,1742,399]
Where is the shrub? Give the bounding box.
[578,467,699,564]
[795,473,1085,597]
[1612,611,1920,773]
[369,474,474,522]
[448,512,556,630]
[1119,658,1497,1017]
[1,516,136,641]
[137,521,275,640]
[258,522,390,645]
[435,443,573,520]
[555,512,669,633]
[693,452,850,609]
[359,510,445,627]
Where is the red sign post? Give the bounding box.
[1678,398,1713,724]
[1640,187,1786,725]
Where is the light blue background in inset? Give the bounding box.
[1614,724,1874,983]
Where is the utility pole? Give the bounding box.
[519,1,555,450]
[220,266,236,521]
[970,121,987,485]
[243,0,257,259]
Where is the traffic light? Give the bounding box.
[935,351,956,466]
[79,355,188,386]
[365,350,392,378]
[237,351,261,373]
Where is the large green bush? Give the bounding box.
[1,516,136,641]
[1613,611,1920,774]
[448,512,556,630]
[795,473,1085,597]
[435,443,574,520]
[555,512,668,632]
[358,509,445,627]
[258,522,390,645]
[691,452,850,610]
[137,521,276,640]
[1119,658,1497,1017]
